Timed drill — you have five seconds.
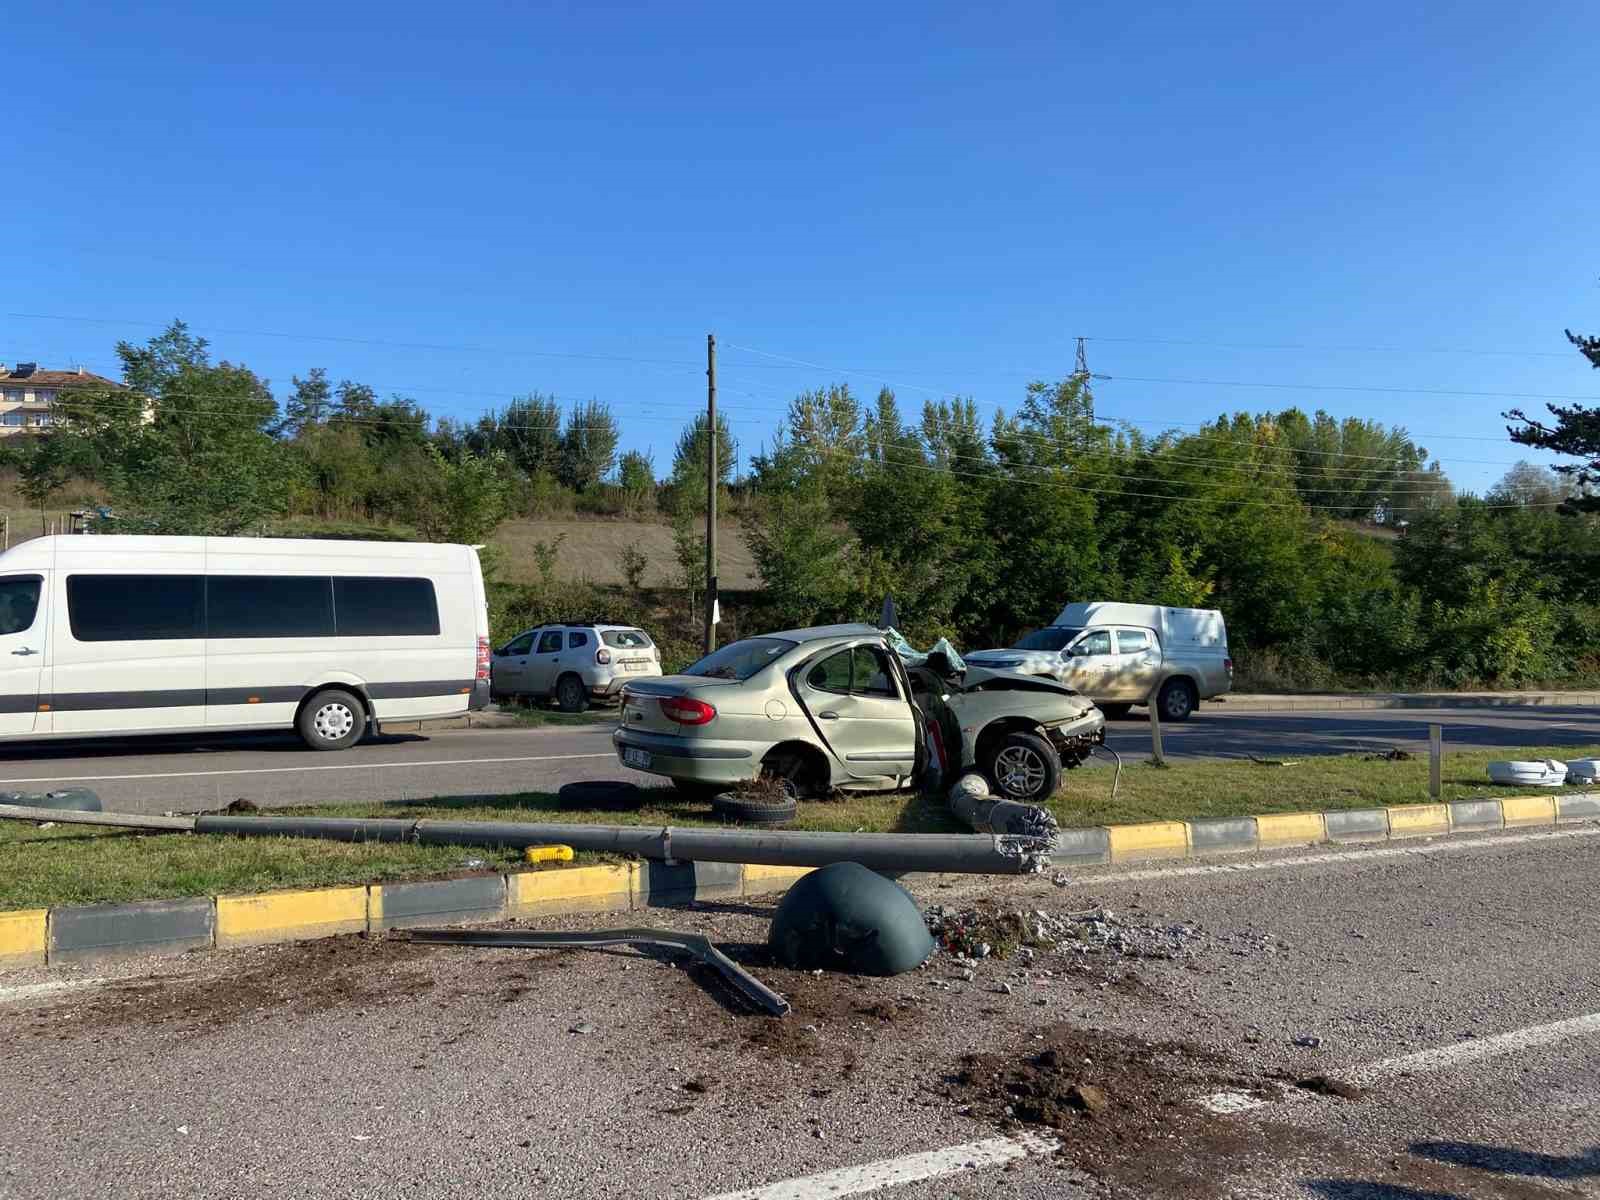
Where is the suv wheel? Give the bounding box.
[298,688,366,751]
[555,674,589,713]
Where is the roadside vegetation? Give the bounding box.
[4,743,1596,910]
[7,319,1600,685]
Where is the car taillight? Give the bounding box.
[596,648,612,665]
[476,637,491,681]
[1224,657,1234,675]
[659,696,716,726]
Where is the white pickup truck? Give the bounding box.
[964,602,1233,721]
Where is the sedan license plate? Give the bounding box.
[623,661,648,673]
[622,747,652,769]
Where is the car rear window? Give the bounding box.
[683,637,796,682]
[1016,627,1081,651]
[602,629,653,649]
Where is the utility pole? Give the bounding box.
[1072,336,1095,443]
[705,333,718,656]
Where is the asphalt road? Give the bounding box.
[0,704,1597,814]
[3,825,1597,1198]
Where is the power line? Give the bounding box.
[1099,373,1600,405]
[714,372,1533,470]
[3,313,792,371]
[1075,334,1574,361]
[781,437,1563,511]
[34,389,1542,507]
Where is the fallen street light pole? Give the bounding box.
[407,926,792,1017]
[194,816,1053,875]
[0,805,1053,874]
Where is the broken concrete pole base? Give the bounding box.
[947,771,1059,840]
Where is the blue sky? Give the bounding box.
[7,0,1596,494]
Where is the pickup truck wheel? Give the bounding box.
[1157,679,1197,722]
[985,731,1062,802]
[1098,703,1133,721]
[555,674,589,713]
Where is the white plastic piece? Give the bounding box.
[1487,759,1568,788]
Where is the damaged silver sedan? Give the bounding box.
[613,623,1104,803]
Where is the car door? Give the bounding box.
[523,628,567,697]
[0,573,45,735]
[495,630,537,695]
[794,643,917,780]
[1109,628,1161,701]
[1058,628,1115,697]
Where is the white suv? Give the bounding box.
[491,622,662,712]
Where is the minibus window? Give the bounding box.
[333,577,440,636]
[67,575,204,642]
[208,576,335,638]
[0,577,40,635]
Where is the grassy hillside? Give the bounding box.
[490,517,758,588]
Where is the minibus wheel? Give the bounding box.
[299,688,366,751]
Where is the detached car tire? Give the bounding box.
[298,688,366,751]
[984,731,1062,802]
[555,674,590,714]
[1156,678,1197,722]
[711,792,799,827]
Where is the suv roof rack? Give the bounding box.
[545,618,637,628]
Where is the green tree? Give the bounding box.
[670,508,705,621]
[66,322,298,534]
[1488,461,1573,509]
[619,449,655,492]
[618,449,656,516]
[750,384,864,501]
[282,367,332,435]
[669,412,735,490]
[747,491,866,630]
[468,393,563,477]
[920,396,988,471]
[558,400,619,491]
[410,445,511,543]
[13,434,76,533]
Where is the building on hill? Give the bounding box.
[0,361,130,437]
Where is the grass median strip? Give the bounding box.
[0,743,1594,911]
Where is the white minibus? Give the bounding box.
[0,536,491,750]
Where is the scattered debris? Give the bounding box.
[1247,754,1302,767]
[1362,748,1413,762]
[1294,1074,1366,1100]
[1293,1035,1324,1049]
[569,1022,596,1035]
[926,904,1207,964]
[1487,759,1567,787]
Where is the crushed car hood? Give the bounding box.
[944,664,1095,718]
[962,649,1065,678]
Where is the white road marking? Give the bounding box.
[1201,1009,1600,1115]
[0,979,98,1006]
[1059,823,1600,888]
[1353,1011,1600,1082]
[699,1132,1062,1200]
[0,752,617,786]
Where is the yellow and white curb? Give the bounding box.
[4,861,817,970]
[3,792,1592,971]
